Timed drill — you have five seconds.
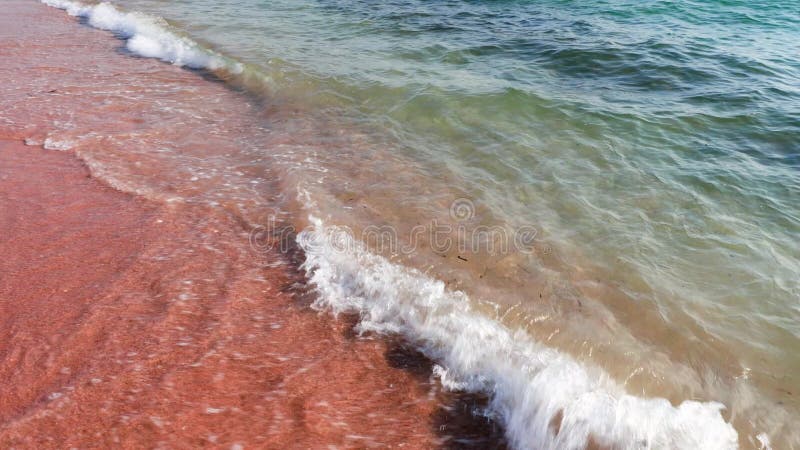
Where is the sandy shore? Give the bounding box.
[0,1,504,448]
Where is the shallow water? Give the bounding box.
[26,0,800,447]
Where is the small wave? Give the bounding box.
[40,0,242,73]
[298,216,739,449]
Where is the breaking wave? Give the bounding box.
[298,216,739,449]
[41,0,242,72]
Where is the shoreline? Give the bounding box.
[0,1,507,447]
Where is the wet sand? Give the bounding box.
[0,128,501,450]
[0,1,505,448]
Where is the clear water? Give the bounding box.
[42,0,800,447]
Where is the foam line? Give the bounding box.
[41,0,242,72]
[298,216,739,449]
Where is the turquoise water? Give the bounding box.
[45,0,800,446]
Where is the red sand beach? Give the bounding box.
[0,1,503,448]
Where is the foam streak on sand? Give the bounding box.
[299,217,739,450]
[40,0,241,72]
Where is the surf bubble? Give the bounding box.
[43,137,75,151]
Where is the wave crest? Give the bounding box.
[41,0,242,72]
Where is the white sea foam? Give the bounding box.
[43,136,74,151]
[40,0,242,72]
[298,216,739,449]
